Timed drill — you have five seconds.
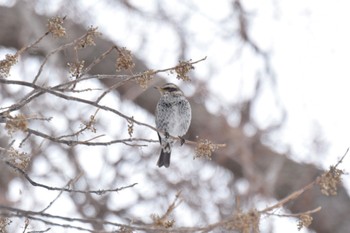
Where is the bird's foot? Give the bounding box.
[165,131,170,139]
[179,136,185,146]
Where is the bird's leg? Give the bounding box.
[157,133,162,144]
[178,136,185,146]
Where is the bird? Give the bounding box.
[155,83,192,168]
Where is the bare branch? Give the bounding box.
[27,128,157,146]
[269,206,322,218]
[5,161,137,195]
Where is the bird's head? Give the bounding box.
[154,83,184,96]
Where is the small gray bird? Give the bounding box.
[155,83,191,168]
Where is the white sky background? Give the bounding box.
[2,0,350,232]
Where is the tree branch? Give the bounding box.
[5,161,137,195]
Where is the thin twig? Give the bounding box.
[0,206,213,233]
[27,128,157,146]
[153,56,207,74]
[0,79,155,129]
[268,206,322,218]
[83,46,116,75]
[33,41,76,84]
[32,29,100,84]
[27,227,51,233]
[57,109,100,140]
[19,132,31,148]
[18,32,50,55]
[334,147,349,168]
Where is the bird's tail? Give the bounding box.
[157,143,171,168]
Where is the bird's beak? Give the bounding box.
[154,86,164,93]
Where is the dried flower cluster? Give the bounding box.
[77,26,101,48]
[5,114,28,135]
[317,166,344,196]
[297,214,313,231]
[68,60,85,78]
[150,192,180,229]
[4,147,30,171]
[194,139,219,160]
[82,114,97,133]
[226,210,260,233]
[0,217,11,233]
[135,70,154,89]
[116,47,135,71]
[150,214,175,228]
[174,60,194,81]
[47,16,66,38]
[0,54,18,78]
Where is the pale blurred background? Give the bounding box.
[1,0,350,232]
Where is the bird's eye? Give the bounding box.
[164,87,177,92]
